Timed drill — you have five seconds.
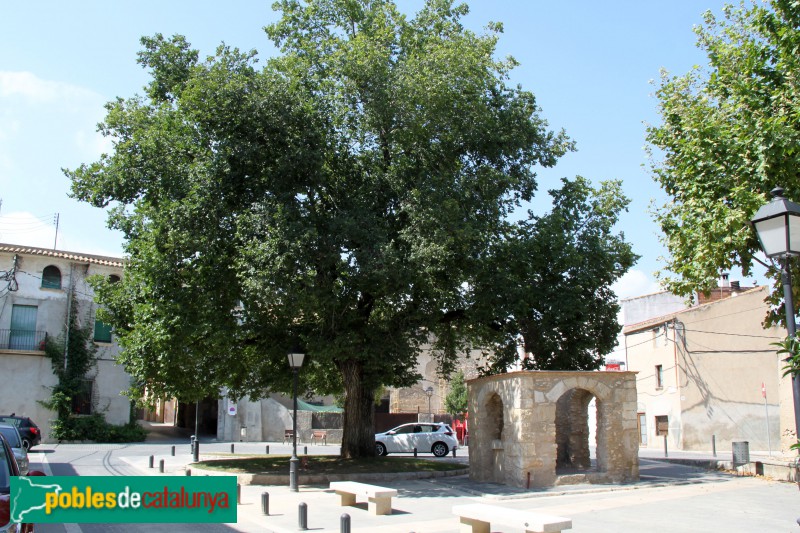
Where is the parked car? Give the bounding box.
[0,431,42,532]
[0,427,27,476]
[375,422,458,457]
[0,417,40,451]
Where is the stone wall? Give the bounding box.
[468,371,639,489]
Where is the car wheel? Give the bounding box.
[432,442,448,457]
[375,442,388,456]
[21,438,31,450]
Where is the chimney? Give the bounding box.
[720,273,730,288]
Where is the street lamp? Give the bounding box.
[751,186,800,445]
[287,350,305,492]
[425,386,434,414]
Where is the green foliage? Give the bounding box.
[646,0,800,324]
[444,371,467,416]
[39,295,145,444]
[774,335,800,378]
[66,0,630,457]
[50,414,147,443]
[471,177,637,372]
[39,296,98,420]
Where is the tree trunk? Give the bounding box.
[339,359,375,458]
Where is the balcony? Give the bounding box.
[0,330,47,352]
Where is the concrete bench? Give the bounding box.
[452,503,572,533]
[329,481,398,516]
[311,430,327,445]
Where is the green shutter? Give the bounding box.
[94,320,112,343]
[10,305,38,350]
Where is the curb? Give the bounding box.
[188,464,470,486]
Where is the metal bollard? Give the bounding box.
[159,459,164,473]
[231,443,235,453]
[452,447,456,457]
[266,445,270,455]
[340,513,351,533]
[171,445,176,456]
[303,446,308,455]
[298,502,308,530]
[712,434,717,457]
[663,434,668,458]
[413,448,417,457]
[193,440,200,463]
[186,468,192,476]
[149,455,154,468]
[261,492,269,515]
[237,484,241,504]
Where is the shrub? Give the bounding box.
[52,414,146,443]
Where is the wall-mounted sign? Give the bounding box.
[227,402,237,416]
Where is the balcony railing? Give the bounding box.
[0,330,47,352]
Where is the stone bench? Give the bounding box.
[452,503,572,533]
[329,481,398,515]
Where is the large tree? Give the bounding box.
[646,0,800,322]
[69,0,634,457]
[472,177,637,374]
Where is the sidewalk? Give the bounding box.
[117,441,800,532]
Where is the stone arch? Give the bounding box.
[485,392,504,441]
[555,388,598,472]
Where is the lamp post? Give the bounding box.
[287,351,305,491]
[425,386,434,415]
[751,186,800,445]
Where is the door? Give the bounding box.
[386,424,416,452]
[9,305,37,350]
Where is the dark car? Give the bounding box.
[0,417,40,451]
[0,431,41,532]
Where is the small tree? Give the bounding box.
[444,371,468,417]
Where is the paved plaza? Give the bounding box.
[25,429,800,532]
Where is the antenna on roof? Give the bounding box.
[53,213,59,250]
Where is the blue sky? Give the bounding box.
[0,1,753,299]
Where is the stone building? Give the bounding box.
[0,243,132,441]
[468,371,639,489]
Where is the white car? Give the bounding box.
[375,422,458,457]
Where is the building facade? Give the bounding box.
[622,286,791,454]
[0,244,131,442]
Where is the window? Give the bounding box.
[94,320,112,343]
[9,305,37,350]
[638,413,647,446]
[41,265,62,289]
[71,380,94,415]
[655,415,669,436]
[655,364,664,389]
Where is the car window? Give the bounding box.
[0,427,21,448]
[0,417,20,428]
[393,425,414,434]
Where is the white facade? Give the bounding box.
[623,286,789,454]
[0,244,131,442]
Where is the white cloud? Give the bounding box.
[0,71,97,103]
[612,269,663,300]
